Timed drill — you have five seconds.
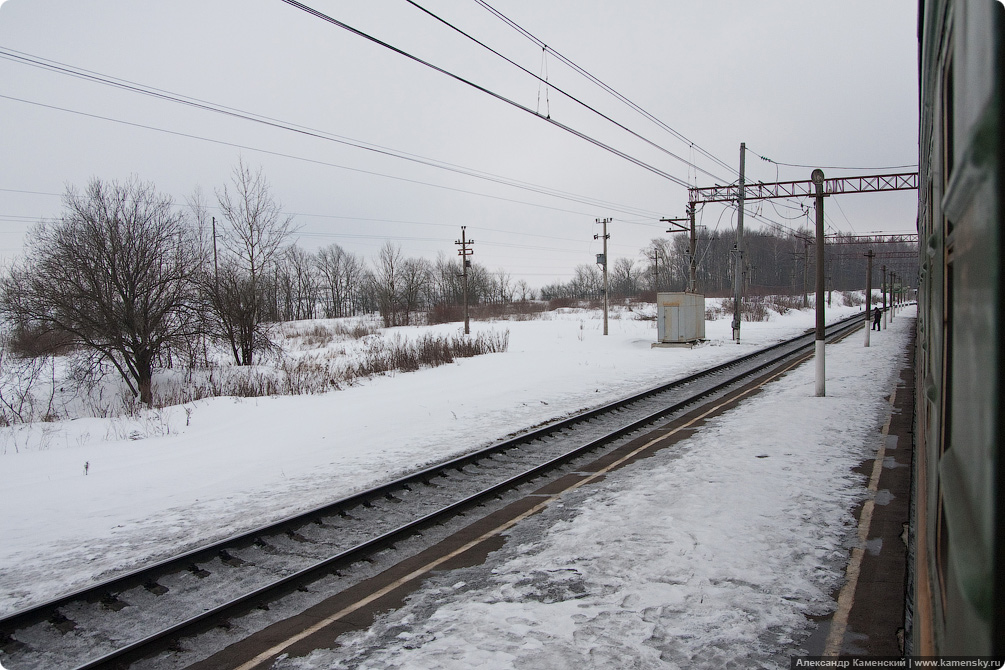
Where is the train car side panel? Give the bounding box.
[916,0,1004,655]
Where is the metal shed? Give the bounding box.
[655,292,705,345]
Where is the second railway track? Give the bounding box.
[0,314,865,670]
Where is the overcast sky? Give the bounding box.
[0,0,919,286]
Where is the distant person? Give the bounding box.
[872,307,882,331]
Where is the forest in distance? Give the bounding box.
[0,165,917,410]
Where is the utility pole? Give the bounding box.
[804,242,811,307]
[211,216,220,294]
[789,251,801,295]
[890,271,897,321]
[595,218,610,336]
[650,247,660,293]
[826,258,833,307]
[882,265,888,330]
[733,142,746,343]
[688,203,697,292]
[811,169,826,396]
[455,226,474,335]
[864,250,875,347]
[794,235,812,307]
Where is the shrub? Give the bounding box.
[349,329,509,379]
[8,325,76,358]
[841,291,865,307]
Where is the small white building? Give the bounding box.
[655,292,705,346]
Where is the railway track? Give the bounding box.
[0,314,865,670]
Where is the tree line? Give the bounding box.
[541,227,918,302]
[0,164,532,406]
[0,162,917,407]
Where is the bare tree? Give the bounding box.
[495,269,514,304]
[399,257,432,325]
[203,257,258,368]
[643,239,675,293]
[571,264,603,300]
[514,279,535,302]
[271,245,317,321]
[211,160,296,364]
[431,253,463,307]
[610,257,640,299]
[372,241,403,327]
[0,178,204,405]
[316,243,365,318]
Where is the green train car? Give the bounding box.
[915,0,1004,655]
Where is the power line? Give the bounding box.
[402,0,731,185]
[471,0,739,179]
[0,187,61,197]
[0,93,661,220]
[0,196,602,252]
[288,212,599,248]
[748,147,917,171]
[0,46,662,218]
[276,0,693,188]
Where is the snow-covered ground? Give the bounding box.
[0,299,888,625]
[272,307,915,669]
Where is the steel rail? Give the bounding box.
[0,313,865,669]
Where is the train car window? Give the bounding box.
[936,256,954,613]
[941,54,955,220]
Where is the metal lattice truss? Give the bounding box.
[689,172,919,204]
[825,233,919,245]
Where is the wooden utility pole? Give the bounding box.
[595,218,610,335]
[455,226,474,335]
[732,143,746,343]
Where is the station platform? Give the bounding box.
[809,326,915,657]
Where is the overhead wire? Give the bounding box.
[0,185,600,259]
[276,0,693,188]
[0,93,663,221]
[747,147,918,172]
[0,46,661,219]
[401,0,731,185]
[471,0,739,180]
[832,197,858,234]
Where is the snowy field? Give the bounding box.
[0,299,887,622]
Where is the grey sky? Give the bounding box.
[0,0,918,286]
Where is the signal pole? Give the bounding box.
[733,143,746,343]
[455,226,474,335]
[595,218,610,336]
